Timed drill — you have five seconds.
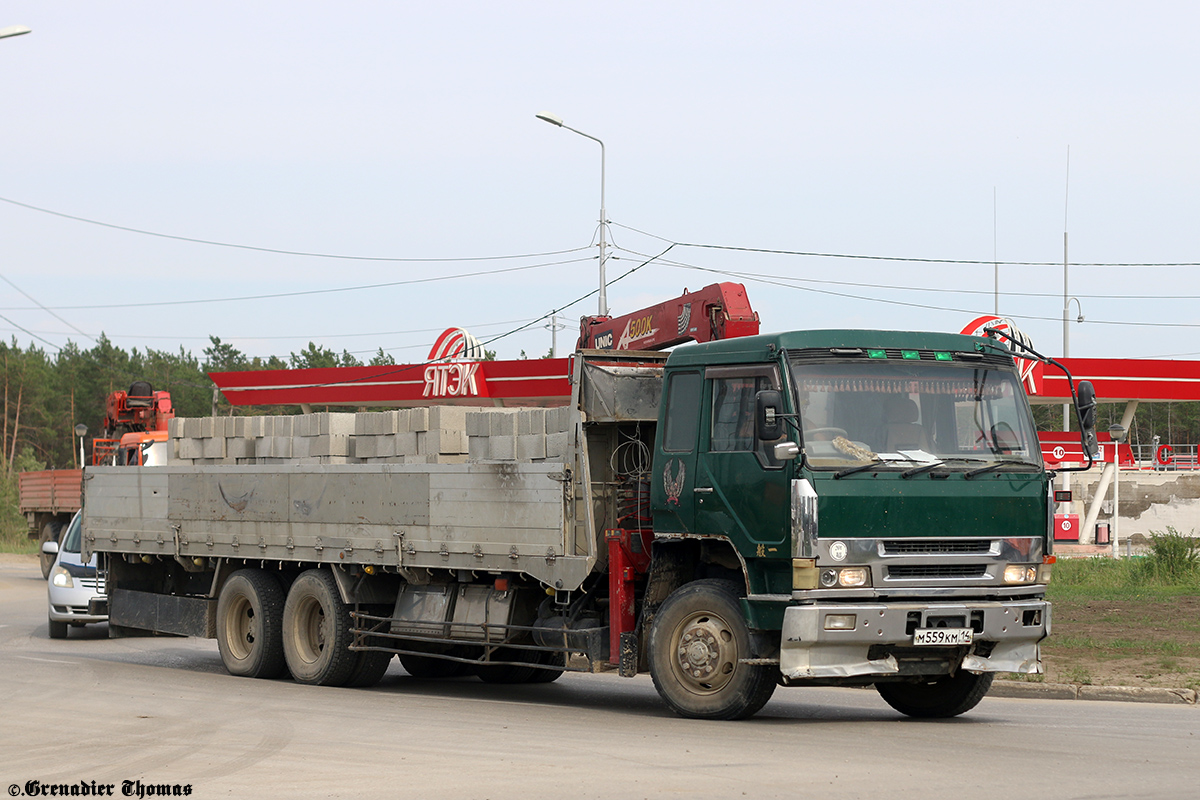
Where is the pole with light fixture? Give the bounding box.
[535,112,608,317]
[74,424,88,469]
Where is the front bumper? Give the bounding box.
[48,587,108,625]
[779,598,1050,681]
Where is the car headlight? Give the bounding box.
[50,565,74,589]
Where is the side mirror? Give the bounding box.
[1077,380,1100,457]
[42,540,59,556]
[756,390,784,440]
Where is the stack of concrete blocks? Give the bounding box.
[464,406,572,464]
[167,406,573,467]
[168,412,358,466]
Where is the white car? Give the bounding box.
[44,511,106,638]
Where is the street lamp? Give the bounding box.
[536,111,609,317]
[1108,423,1128,558]
[74,424,88,468]
[0,25,32,39]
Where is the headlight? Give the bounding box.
[1003,565,1038,584]
[819,566,872,588]
[50,565,74,589]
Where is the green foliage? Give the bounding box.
[1135,527,1200,583]
[289,342,363,369]
[368,348,395,366]
[0,447,48,552]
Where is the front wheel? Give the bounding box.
[875,672,995,718]
[648,579,776,720]
[48,616,68,639]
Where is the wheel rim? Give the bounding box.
[670,610,738,695]
[293,595,327,665]
[223,594,256,661]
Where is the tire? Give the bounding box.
[527,651,565,684]
[282,569,357,686]
[476,648,538,684]
[648,579,776,720]
[398,653,470,679]
[48,616,68,639]
[344,605,393,688]
[345,650,393,688]
[875,671,995,718]
[216,569,287,679]
[39,520,64,580]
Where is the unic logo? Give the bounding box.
[594,331,614,349]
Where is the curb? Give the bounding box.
[992,680,1197,705]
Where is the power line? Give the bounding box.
[611,246,1200,331]
[609,221,1200,267]
[0,194,592,263]
[0,256,595,311]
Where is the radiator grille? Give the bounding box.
[887,564,988,580]
[882,539,993,555]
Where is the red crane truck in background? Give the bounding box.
[19,381,174,578]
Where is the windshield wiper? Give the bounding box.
[964,460,1043,480]
[834,459,884,479]
[902,461,944,479]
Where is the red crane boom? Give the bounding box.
[576,282,759,351]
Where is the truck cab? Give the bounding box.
[647,330,1057,718]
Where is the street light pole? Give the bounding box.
[536,112,608,317]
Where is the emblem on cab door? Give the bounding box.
[663,458,686,506]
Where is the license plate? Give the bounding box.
[913,628,973,646]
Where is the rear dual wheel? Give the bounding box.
[282,570,358,686]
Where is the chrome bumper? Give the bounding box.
[779,598,1050,680]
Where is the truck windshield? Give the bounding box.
[788,359,1041,471]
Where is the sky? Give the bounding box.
[1,2,1198,369]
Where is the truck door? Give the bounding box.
[694,366,790,560]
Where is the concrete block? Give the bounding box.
[355,435,378,459]
[466,411,490,437]
[227,438,255,459]
[518,408,546,436]
[518,434,547,461]
[310,435,352,457]
[274,416,294,437]
[168,417,183,438]
[258,457,300,466]
[315,455,360,465]
[270,436,293,458]
[429,406,467,433]
[469,437,491,462]
[178,438,204,460]
[249,416,265,438]
[409,407,428,432]
[197,417,215,439]
[394,431,418,456]
[546,431,570,459]
[319,413,356,437]
[292,436,312,459]
[422,429,468,455]
[202,437,227,459]
[432,454,469,465]
[489,436,516,461]
[374,436,398,458]
[489,410,519,437]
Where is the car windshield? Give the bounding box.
[789,358,1041,470]
[61,511,83,554]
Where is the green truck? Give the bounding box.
[82,329,1094,720]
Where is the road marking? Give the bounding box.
[15,655,78,665]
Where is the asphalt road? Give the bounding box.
[3,558,1197,800]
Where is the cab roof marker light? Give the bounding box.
[901,350,920,360]
[867,349,887,359]
[934,352,953,361]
